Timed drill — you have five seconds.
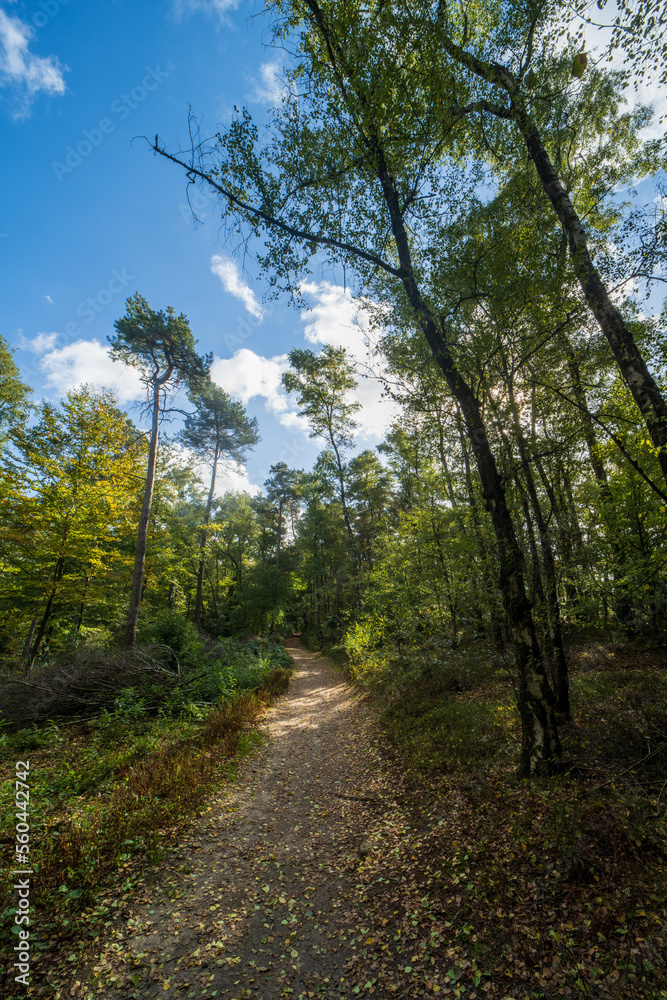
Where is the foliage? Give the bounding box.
[0,336,30,446]
[108,293,210,393]
[0,655,292,983]
[0,387,146,660]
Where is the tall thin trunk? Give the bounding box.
[438,34,667,483]
[124,379,162,649]
[21,608,41,668]
[453,406,505,649]
[512,98,667,482]
[434,414,484,631]
[30,556,65,660]
[534,455,581,612]
[562,336,633,624]
[329,430,361,611]
[377,149,560,775]
[516,482,545,607]
[74,572,92,635]
[508,383,571,720]
[430,503,459,646]
[194,445,220,628]
[276,499,284,570]
[560,334,613,497]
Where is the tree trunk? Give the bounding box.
[124,380,162,649]
[276,498,284,570]
[433,404,488,622]
[516,483,545,608]
[453,406,505,649]
[29,557,65,660]
[534,455,581,613]
[562,336,633,624]
[74,572,92,635]
[329,431,361,611]
[508,385,571,720]
[21,603,43,668]
[377,149,560,775]
[194,446,220,628]
[514,102,667,485]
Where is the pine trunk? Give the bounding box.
[124,382,161,649]
[194,447,220,628]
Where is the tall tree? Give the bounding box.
[178,381,259,627]
[282,346,363,609]
[152,9,564,773]
[264,462,302,570]
[109,293,210,649]
[0,387,144,660]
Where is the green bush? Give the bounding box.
[143,609,202,667]
[180,638,292,708]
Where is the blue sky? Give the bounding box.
[1,1,664,495]
[0,0,390,494]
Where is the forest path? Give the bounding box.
[81,640,444,1000]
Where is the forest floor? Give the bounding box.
[29,640,667,999]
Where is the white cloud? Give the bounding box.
[39,339,144,403]
[0,9,66,119]
[248,61,285,106]
[216,459,261,496]
[42,294,53,305]
[209,284,396,449]
[298,282,396,442]
[179,438,261,497]
[211,348,307,431]
[173,0,240,24]
[211,255,264,321]
[26,331,58,354]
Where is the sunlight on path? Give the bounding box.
[80,640,418,1000]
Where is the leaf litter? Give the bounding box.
[43,641,665,1000]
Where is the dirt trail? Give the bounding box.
[80,640,433,1000]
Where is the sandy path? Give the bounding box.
[80,641,423,1000]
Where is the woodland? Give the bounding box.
[1,1,667,997]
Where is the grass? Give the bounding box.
[365,635,667,998]
[0,663,291,996]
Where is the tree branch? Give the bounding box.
[451,99,514,120]
[537,380,667,504]
[150,141,402,278]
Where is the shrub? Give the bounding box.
[142,609,202,668]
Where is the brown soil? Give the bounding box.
[72,640,432,1000]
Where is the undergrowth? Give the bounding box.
[351,634,667,998]
[0,628,292,995]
